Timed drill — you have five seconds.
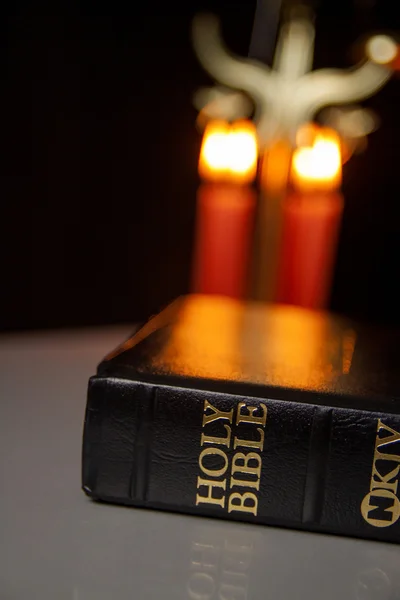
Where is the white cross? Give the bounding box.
[192,12,395,149]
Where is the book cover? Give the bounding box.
[82,294,400,543]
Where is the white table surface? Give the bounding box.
[1,325,399,600]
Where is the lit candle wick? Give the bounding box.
[291,128,342,193]
[199,120,258,184]
[277,125,344,309]
[193,120,258,298]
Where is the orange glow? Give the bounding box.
[342,329,356,375]
[198,120,258,184]
[198,120,230,180]
[295,123,320,148]
[296,121,353,166]
[392,47,400,71]
[260,139,292,194]
[292,127,342,192]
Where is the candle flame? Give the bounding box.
[292,127,342,192]
[199,120,258,184]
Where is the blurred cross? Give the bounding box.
[192,9,395,149]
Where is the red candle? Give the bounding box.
[193,183,256,297]
[277,127,344,309]
[192,121,258,299]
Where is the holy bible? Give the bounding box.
[82,295,400,543]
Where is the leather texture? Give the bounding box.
[82,294,400,543]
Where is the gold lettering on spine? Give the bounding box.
[371,464,400,494]
[236,402,267,426]
[232,453,262,480]
[361,419,400,528]
[203,400,233,427]
[228,492,258,516]
[361,489,400,528]
[376,420,400,447]
[374,453,400,464]
[234,428,264,451]
[199,447,229,478]
[201,425,232,448]
[197,398,268,516]
[230,476,260,491]
[196,477,227,508]
[230,452,262,491]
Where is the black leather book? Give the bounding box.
[82,295,400,543]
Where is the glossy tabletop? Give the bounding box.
[1,325,399,599]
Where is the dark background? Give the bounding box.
[1,0,399,331]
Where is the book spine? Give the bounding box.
[82,376,400,543]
